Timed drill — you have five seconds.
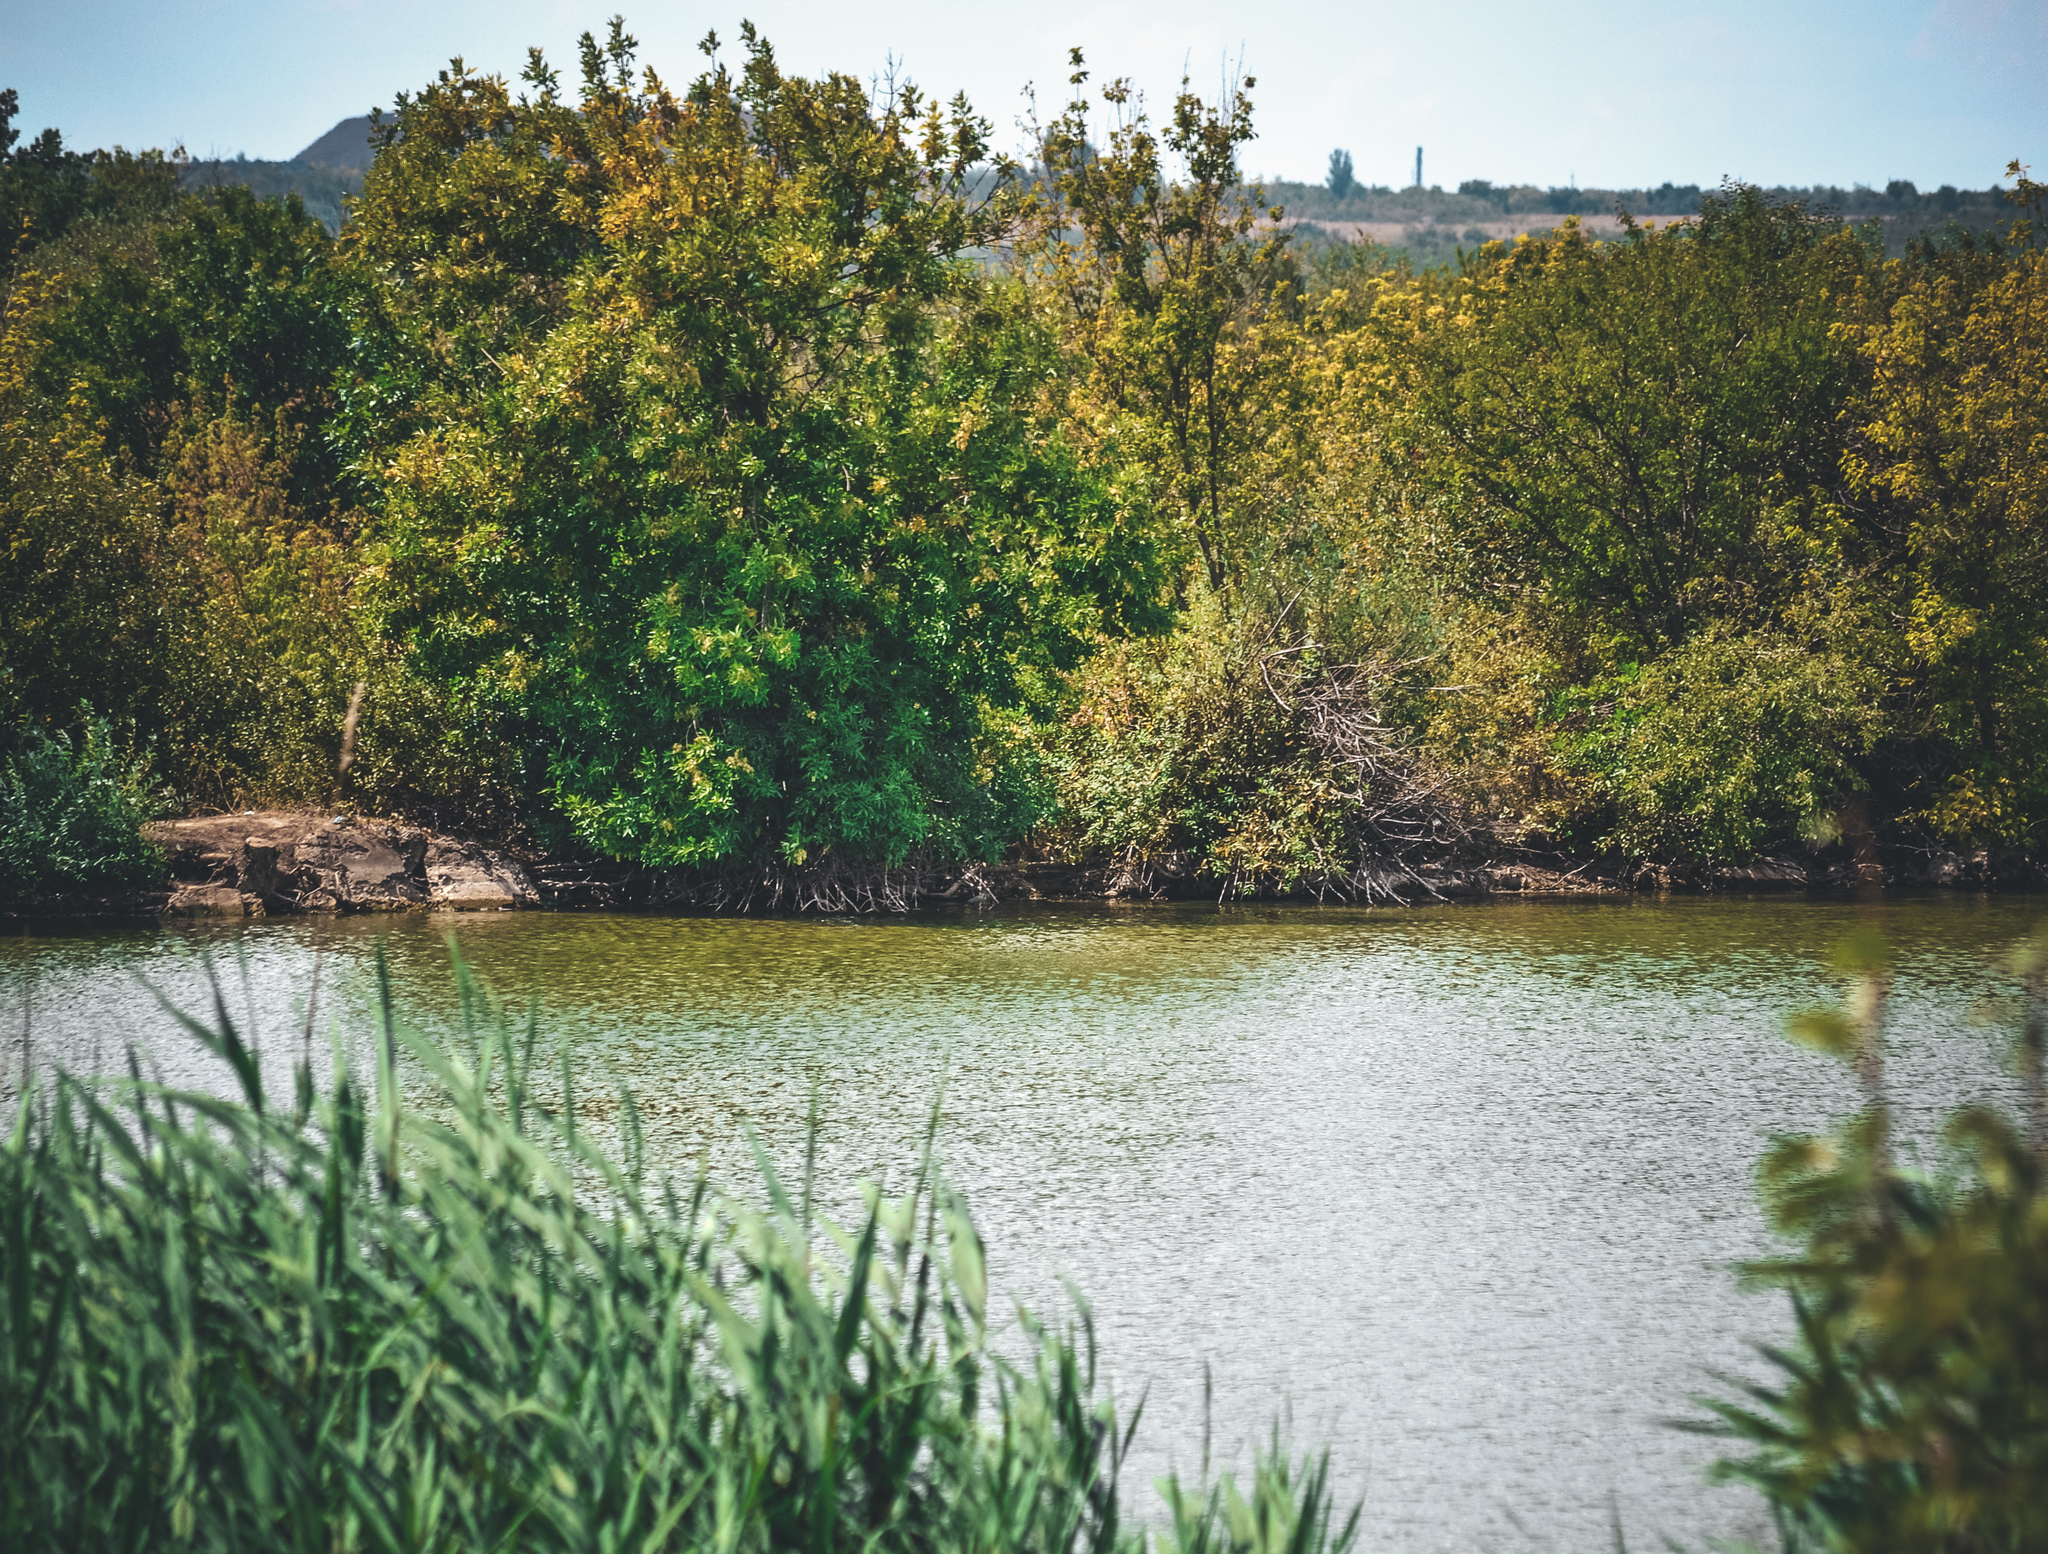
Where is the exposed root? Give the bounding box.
[641,852,988,915]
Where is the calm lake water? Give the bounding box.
[4,893,2041,1551]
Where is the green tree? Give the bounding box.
[1842,165,2048,847]
[35,183,351,489]
[0,89,182,275]
[1021,50,1293,597]
[346,24,1167,873]
[1327,149,1354,201]
[1383,187,1873,654]
[0,268,178,744]
[11,150,461,812]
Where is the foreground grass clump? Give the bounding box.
[0,951,1354,1553]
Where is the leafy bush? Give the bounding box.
[1380,187,1872,658]
[1696,929,2048,1550]
[33,182,350,483]
[0,290,180,753]
[148,412,507,818]
[1043,610,1353,893]
[0,948,1358,1553]
[1561,631,1885,862]
[9,198,504,821]
[0,713,163,904]
[1,91,183,279]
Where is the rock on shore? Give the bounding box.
[152,814,537,916]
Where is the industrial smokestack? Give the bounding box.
[1415,146,1423,189]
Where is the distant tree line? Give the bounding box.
[180,155,361,234]
[1287,160,2014,225]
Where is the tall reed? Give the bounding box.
[0,944,1356,1554]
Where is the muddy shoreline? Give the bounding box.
[4,810,2040,922]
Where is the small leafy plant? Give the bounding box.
[0,709,163,906]
[1693,927,2048,1551]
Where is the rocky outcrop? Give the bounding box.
[152,813,537,916]
[165,883,258,917]
[424,836,539,910]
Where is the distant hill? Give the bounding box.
[168,114,377,232]
[179,156,362,232]
[295,115,375,172]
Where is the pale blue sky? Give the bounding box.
[4,0,2041,191]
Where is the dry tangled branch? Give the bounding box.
[1287,659,1473,904]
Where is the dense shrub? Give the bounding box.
[0,713,163,904]
[148,412,500,815]
[1379,187,1872,657]
[1841,169,2048,850]
[0,274,178,747]
[1560,632,1886,862]
[33,181,351,486]
[5,184,509,821]
[331,32,1169,874]
[1039,523,1465,899]
[0,90,183,279]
